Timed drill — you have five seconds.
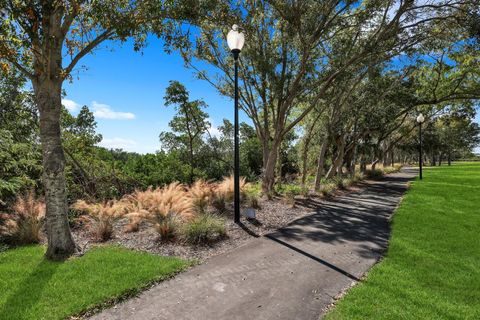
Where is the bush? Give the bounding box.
[72,200,126,242]
[333,177,353,190]
[244,184,261,209]
[366,169,384,179]
[182,213,226,245]
[352,171,365,183]
[0,190,45,245]
[319,182,337,197]
[279,184,302,207]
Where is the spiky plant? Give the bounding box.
[72,200,127,242]
[181,213,226,245]
[0,190,45,245]
[124,183,193,240]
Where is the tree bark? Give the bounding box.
[326,135,345,179]
[34,79,76,260]
[360,154,367,173]
[261,139,280,195]
[314,138,329,191]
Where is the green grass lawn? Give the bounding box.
[0,245,188,320]
[326,162,480,319]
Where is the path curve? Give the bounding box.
[90,168,416,320]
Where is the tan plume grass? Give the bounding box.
[188,180,214,214]
[0,190,45,244]
[215,175,247,202]
[72,199,127,241]
[123,183,193,240]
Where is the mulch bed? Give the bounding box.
[71,182,368,262]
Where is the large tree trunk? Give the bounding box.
[360,154,367,173]
[261,139,280,195]
[314,138,329,191]
[34,79,76,260]
[326,135,345,179]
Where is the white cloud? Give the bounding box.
[206,118,221,138]
[98,137,137,151]
[62,99,81,112]
[92,101,135,120]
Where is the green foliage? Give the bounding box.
[0,130,42,204]
[160,81,210,183]
[277,184,303,207]
[0,245,188,320]
[319,182,337,197]
[181,213,226,245]
[244,184,261,209]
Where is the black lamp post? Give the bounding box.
[227,25,245,223]
[417,114,425,180]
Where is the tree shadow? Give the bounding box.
[0,258,61,319]
[266,170,416,260]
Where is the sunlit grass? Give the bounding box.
[326,162,480,319]
[0,245,188,320]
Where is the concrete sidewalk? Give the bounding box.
[90,169,416,320]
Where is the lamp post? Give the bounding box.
[227,24,245,223]
[417,114,425,180]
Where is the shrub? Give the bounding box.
[72,200,126,242]
[341,178,354,189]
[244,184,261,209]
[123,183,193,240]
[0,190,45,245]
[319,182,337,197]
[366,169,384,179]
[182,213,226,245]
[382,164,403,174]
[280,184,302,207]
[352,171,365,183]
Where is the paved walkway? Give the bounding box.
[91,169,416,320]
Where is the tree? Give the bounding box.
[160,81,210,183]
[0,0,206,260]
[178,0,467,193]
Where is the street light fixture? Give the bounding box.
[417,114,425,180]
[227,24,245,223]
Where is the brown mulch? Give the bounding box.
[70,182,369,262]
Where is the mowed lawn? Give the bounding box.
[326,162,480,319]
[0,245,188,320]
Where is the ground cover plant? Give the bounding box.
[326,162,480,319]
[0,245,188,320]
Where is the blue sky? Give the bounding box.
[62,36,249,154]
[62,36,480,154]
